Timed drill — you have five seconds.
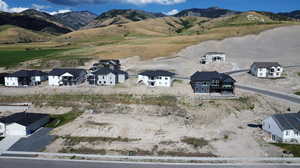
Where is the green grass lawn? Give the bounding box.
[0,49,68,68]
[46,109,83,128]
[295,92,300,96]
[272,143,300,157]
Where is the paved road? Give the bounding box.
[8,128,54,152]
[236,85,300,104]
[1,158,300,168]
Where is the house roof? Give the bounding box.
[205,52,225,55]
[99,59,120,65]
[7,70,47,78]
[48,68,86,77]
[0,73,8,78]
[0,112,49,126]
[139,70,175,77]
[272,113,300,132]
[93,67,126,75]
[252,62,281,68]
[190,71,236,82]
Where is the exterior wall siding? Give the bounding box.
[97,73,117,86]
[137,75,172,87]
[262,117,283,141]
[4,77,19,87]
[6,123,26,136]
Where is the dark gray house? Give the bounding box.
[48,68,87,86]
[0,73,8,85]
[4,70,48,87]
[190,71,236,94]
[88,67,127,86]
[91,59,121,71]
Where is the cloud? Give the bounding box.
[0,0,28,13]
[32,4,50,10]
[46,0,186,6]
[164,9,179,15]
[49,9,72,15]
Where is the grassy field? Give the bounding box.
[0,49,69,68]
[272,143,300,157]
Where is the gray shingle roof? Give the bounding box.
[190,71,235,83]
[205,52,225,55]
[48,68,86,77]
[7,70,47,78]
[252,62,281,68]
[93,67,126,75]
[0,112,49,126]
[139,70,175,77]
[272,113,300,131]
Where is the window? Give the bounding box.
[165,77,168,80]
[286,131,289,136]
[277,68,281,71]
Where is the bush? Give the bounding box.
[181,137,209,148]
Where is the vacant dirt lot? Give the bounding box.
[43,93,300,157]
[118,25,300,77]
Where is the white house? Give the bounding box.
[4,70,48,87]
[262,113,300,143]
[200,52,226,64]
[88,67,127,86]
[48,68,87,86]
[137,70,175,87]
[250,62,283,78]
[0,112,49,137]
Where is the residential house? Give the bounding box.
[190,71,236,94]
[4,70,48,87]
[200,52,226,64]
[262,113,300,143]
[88,67,127,86]
[250,62,283,78]
[137,70,175,87]
[48,68,87,86]
[0,112,49,137]
[0,73,8,85]
[92,59,121,70]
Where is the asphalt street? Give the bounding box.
[1,158,300,168]
[236,85,300,104]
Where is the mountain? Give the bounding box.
[279,10,300,19]
[174,7,240,18]
[85,9,165,29]
[0,10,72,34]
[54,11,97,30]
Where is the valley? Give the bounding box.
[0,7,300,159]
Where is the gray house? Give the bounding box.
[190,71,236,94]
[88,67,127,86]
[0,112,49,137]
[262,113,300,143]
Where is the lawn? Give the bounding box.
[295,92,300,96]
[0,49,68,68]
[272,143,300,157]
[46,108,83,128]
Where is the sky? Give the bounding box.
[0,0,299,15]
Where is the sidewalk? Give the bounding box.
[0,136,22,154]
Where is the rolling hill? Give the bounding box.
[0,25,52,44]
[84,9,165,29]
[174,7,240,18]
